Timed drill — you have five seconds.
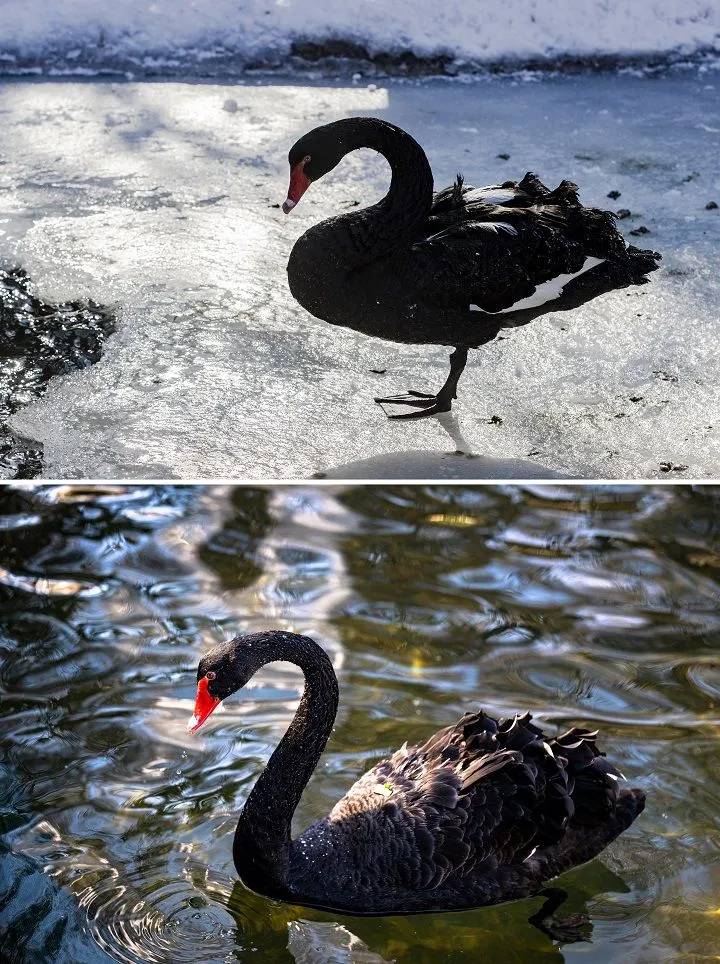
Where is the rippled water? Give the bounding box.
[1,483,720,962]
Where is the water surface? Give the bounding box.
[1,483,719,961]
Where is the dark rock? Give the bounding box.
[607,190,621,199]
[0,266,115,480]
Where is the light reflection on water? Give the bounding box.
[1,483,720,962]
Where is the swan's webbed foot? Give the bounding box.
[374,391,453,420]
[528,888,592,945]
[374,347,468,421]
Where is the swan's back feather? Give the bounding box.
[395,170,652,316]
[307,709,631,901]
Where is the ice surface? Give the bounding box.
[2,72,719,480]
[1,2,719,73]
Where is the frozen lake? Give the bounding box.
[1,70,719,479]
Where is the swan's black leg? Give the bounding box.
[528,888,592,944]
[375,347,469,420]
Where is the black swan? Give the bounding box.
[282,117,661,419]
[189,631,645,915]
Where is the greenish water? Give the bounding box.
[1,483,720,962]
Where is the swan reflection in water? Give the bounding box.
[223,861,633,962]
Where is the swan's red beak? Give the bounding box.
[188,675,221,733]
[282,162,311,214]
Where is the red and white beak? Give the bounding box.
[282,160,311,214]
[188,675,221,733]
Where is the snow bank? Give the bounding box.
[0,1,718,75]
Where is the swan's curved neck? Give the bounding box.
[333,117,434,260]
[232,636,338,896]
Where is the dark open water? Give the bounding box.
[1,483,719,962]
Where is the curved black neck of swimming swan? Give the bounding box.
[232,632,339,896]
[316,117,434,263]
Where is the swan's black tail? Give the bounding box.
[531,786,645,881]
[513,170,662,275]
[624,243,662,279]
[523,725,646,878]
[567,199,661,273]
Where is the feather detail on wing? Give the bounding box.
[401,170,642,314]
[325,710,625,892]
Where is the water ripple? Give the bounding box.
[2,483,720,962]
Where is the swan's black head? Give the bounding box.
[188,631,317,732]
[282,124,346,214]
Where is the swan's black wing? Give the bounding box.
[323,711,624,895]
[407,172,657,313]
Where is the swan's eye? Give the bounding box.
[206,671,216,681]
[303,155,311,164]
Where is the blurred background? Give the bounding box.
[1,483,720,961]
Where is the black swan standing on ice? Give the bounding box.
[189,631,645,916]
[282,117,660,419]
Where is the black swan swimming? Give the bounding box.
[189,631,645,915]
[282,117,661,419]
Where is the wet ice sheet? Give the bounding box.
[2,72,719,480]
